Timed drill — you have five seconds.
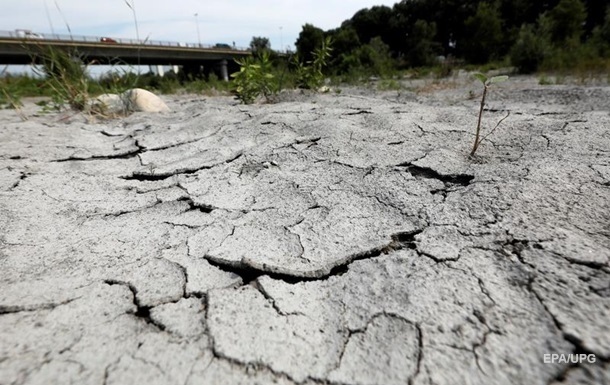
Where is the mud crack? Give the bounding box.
[122,152,243,181]
[403,163,474,187]
[0,297,79,315]
[103,279,166,331]
[203,229,423,283]
[54,138,145,162]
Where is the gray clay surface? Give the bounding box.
[1,76,609,385]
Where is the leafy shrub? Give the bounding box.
[295,37,333,89]
[231,50,276,104]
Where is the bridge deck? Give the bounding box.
[0,31,251,66]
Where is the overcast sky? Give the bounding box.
[2,0,398,50]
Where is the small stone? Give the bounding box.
[122,88,170,113]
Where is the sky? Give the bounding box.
[2,0,399,51]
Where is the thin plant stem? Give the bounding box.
[1,88,27,121]
[54,0,72,39]
[471,85,488,156]
[478,111,511,145]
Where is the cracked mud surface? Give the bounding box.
[1,76,609,385]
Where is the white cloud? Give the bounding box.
[1,0,398,49]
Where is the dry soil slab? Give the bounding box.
[1,77,609,385]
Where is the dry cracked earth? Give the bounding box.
[1,76,609,385]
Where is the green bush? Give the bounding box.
[510,25,548,73]
[295,36,333,89]
[462,2,504,64]
[231,50,276,104]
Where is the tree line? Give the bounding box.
[282,0,610,76]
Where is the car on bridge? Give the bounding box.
[15,29,43,39]
[100,37,118,44]
[214,43,232,49]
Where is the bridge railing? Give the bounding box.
[0,30,249,51]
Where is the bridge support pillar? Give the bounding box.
[220,59,228,81]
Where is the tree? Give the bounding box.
[327,26,361,69]
[328,27,361,58]
[249,36,271,56]
[357,37,394,76]
[407,20,441,67]
[462,2,505,63]
[347,5,393,45]
[546,0,587,44]
[583,0,609,37]
[510,24,548,73]
[600,7,610,45]
[590,6,610,57]
[295,24,325,63]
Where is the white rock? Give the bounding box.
[88,93,126,115]
[122,88,170,113]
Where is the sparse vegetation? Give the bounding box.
[35,46,91,110]
[0,74,27,120]
[230,36,333,104]
[470,73,510,157]
[4,0,610,110]
[295,37,333,90]
[231,50,277,104]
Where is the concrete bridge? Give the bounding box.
[0,30,251,80]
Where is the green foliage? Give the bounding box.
[0,72,48,102]
[96,64,149,95]
[463,2,505,64]
[0,72,28,120]
[295,37,333,89]
[295,0,610,73]
[333,36,395,79]
[358,37,394,76]
[183,73,229,94]
[346,5,393,45]
[377,78,403,91]
[328,27,360,58]
[589,7,610,57]
[470,73,509,157]
[37,47,90,110]
[546,0,587,45]
[538,75,555,85]
[296,24,325,63]
[250,36,271,56]
[0,86,22,109]
[407,20,441,67]
[231,50,276,104]
[600,7,610,44]
[510,24,548,73]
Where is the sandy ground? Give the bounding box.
[0,75,609,385]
